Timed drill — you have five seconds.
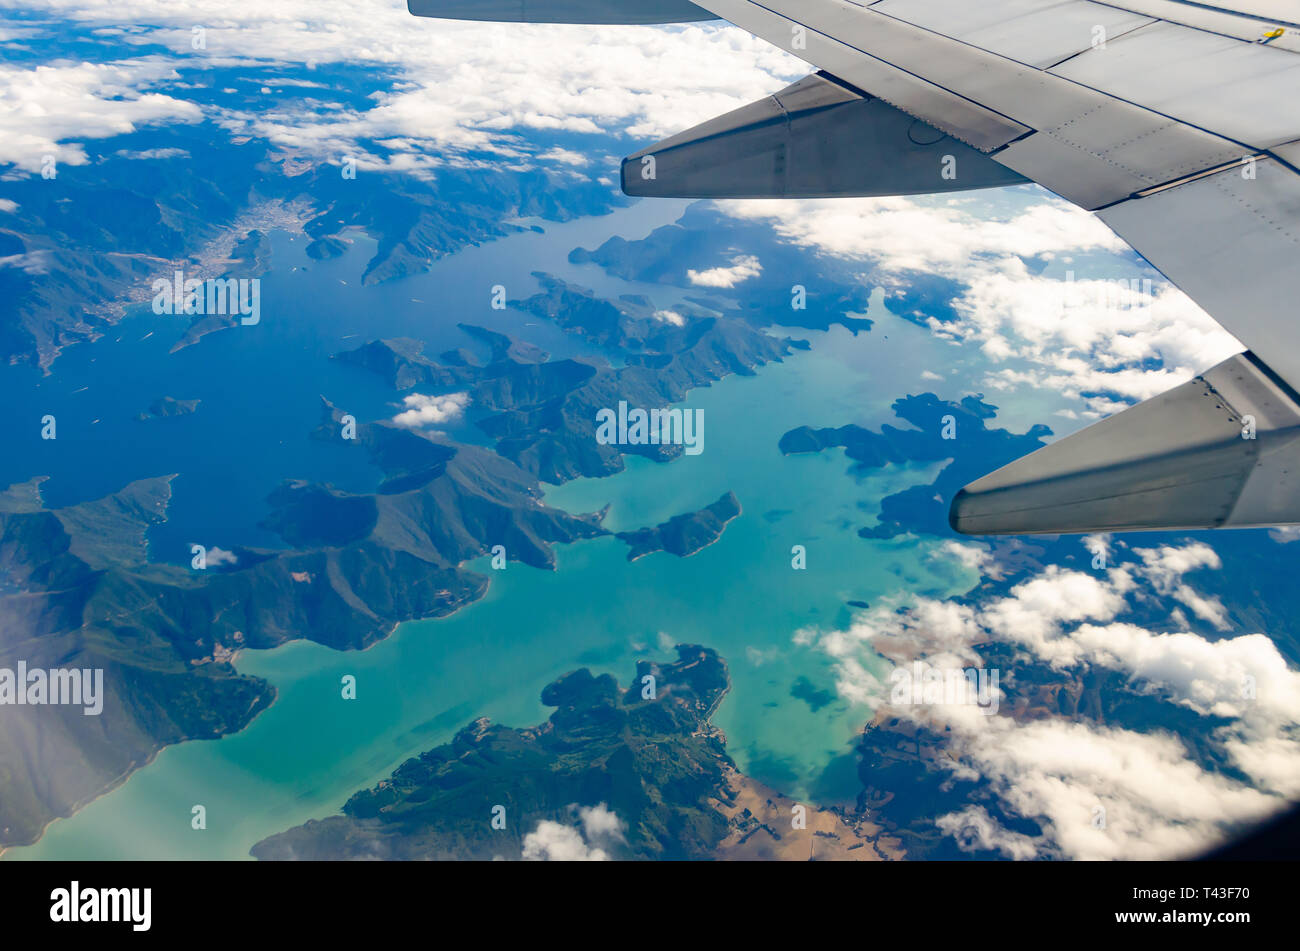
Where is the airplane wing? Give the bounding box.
[409,0,1300,535]
[406,0,715,23]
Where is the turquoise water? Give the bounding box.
[5,197,1070,861]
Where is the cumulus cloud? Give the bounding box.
[937,805,1039,860]
[521,821,607,861]
[521,803,625,861]
[0,58,203,171]
[719,195,1241,417]
[1268,526,1300,544]
[687,254,762,288]
[536,146,588,167]
[1134,542,1230,630]
[0,0,805,175]
[578,802,626,844]
[797,539,1300,858]
[725,196,1122,272]
[934,714,1280,860]
[391,391,469,429]
[652,309,686,326]
[935,539,1004,581]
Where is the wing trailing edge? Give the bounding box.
[950,353,1300,535]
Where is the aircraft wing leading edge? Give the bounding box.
[408,0,1300,534]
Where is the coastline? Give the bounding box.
[0,685,276,860]
[0,564,498,856]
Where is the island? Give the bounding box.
[250,646,902,861]
[336,281,804,485]
[0,118,626,371]
[566,202,874,335]
[779,393,1052,538]
[0,400,610,850]
[615,491,741,562]
[135,396,200,421]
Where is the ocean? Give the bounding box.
[3,197,1070,859]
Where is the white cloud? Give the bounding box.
[935,539,1004,581]
[536,146,588,167]
[687,253,762,288]
[653,309,685,326]
[578,802,626,845]
[521,820,609,861]
[0,1,806,175]
[1133,542,1230,630]
[725,197,1121,272]
[0,23,42,42]
[977,565,1133,660]
[933,714,1280,860]
[391,391,469,429]
[521,803,624,860]
[1268,526,1300,544]
[937,805,1039,860]
[718,195,1241,417]
[797,539,1300,858]
[0,58,202,171]
[113,146,189,160]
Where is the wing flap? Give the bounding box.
[950,353,1300,534]
[694,0,1251,207]
[622,72,1029,199]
